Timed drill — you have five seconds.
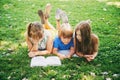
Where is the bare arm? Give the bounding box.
[76,52,84,57]
[83,52,98,61]
[35,34,53,55]
[53,48,66,60]
[66,47,75,58]
[26,35,33,51]
[28,34,53,57]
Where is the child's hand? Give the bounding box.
[84,55,93,58]
[28,52,36,57]
[66,55,71,59]
[58,54,66,60]
[84,55,95,61]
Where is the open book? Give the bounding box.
[30,56,61,67]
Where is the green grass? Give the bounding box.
[0,0,120,80]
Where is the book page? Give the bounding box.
[30,56,47,67]
[45,56,61,66]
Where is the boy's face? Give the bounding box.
[61,36,71,45]
[76,30,82,42]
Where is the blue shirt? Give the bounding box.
[53,36,74,50]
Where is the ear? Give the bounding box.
[27,23,32,37]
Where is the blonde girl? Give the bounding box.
[26,3,55,57]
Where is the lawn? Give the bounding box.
[0,0,120,80]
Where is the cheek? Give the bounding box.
[61,38,65,43]
[68,39,71,42]
[77,36,81,41]
[65,39,71,44]
[77,35,80,39]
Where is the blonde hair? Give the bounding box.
[27,21,44,40]
[58,23,73,38]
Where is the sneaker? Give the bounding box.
[38,10,45,24]
[55,8,62,20]
[45,3,52,19]
[60,11,68,23]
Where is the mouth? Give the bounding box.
[64,42,69,45]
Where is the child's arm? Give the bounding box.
[33,35,53,56]
[26,35,33,51]
[30,43,38,51]
[47,35,53,52]
[76,51,98,62]
[53,48,66,60]
[28,39,39,57]
[66,47,74,58]
[76,52,84,57]
[66,38,75,58]
[84,52,98,61]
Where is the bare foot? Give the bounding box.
[45,3,52,19]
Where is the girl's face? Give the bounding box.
[61,36,71,45]
[31,32,43,41]
[76,30,82,42]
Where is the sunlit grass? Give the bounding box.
[0,0,120,80]
[107,2,120,8]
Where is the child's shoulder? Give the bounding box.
[91,34,99,43]
[24,31,27,37]
[91,34,98,39]
[54,36,60,40]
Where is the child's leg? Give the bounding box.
[38,10,45,24]
[55,9,62,30]
[44,18,55,30]
[44,3,55,30]
[60,11,68,23]
[55,8,70,29]
[44,3,52,19]
[56,20,60,30]
[56,8,68,23]
[38,9,55,30]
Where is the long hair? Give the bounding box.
[75,21,94,54]
[27,22,44,40]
